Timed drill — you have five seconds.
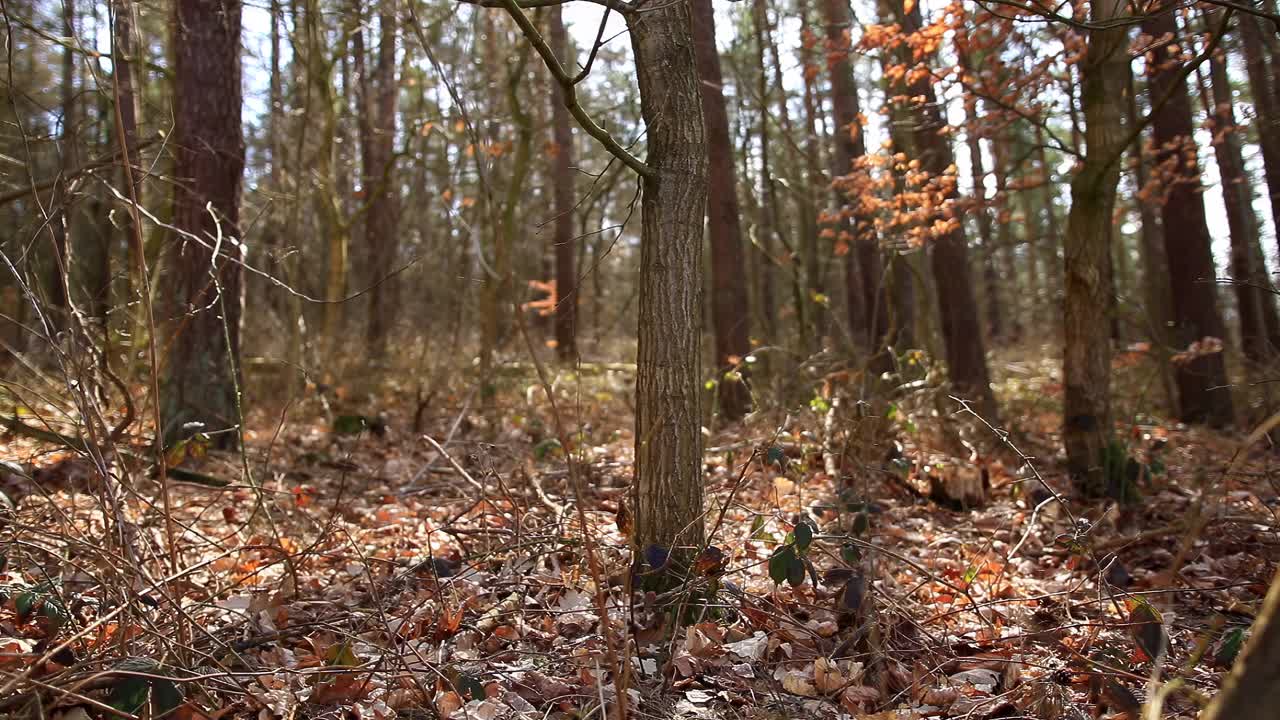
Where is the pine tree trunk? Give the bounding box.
[363,0,401,360]
[1143,6,1234,427]
[964,106,1001,340]
[1239,14,1280,255]
[823,0,888,365]
[548,5,578,362]
[889,0,997,419]
[1126,70,1179,411]
[161,0,246,449]
[690,0,752,421]
[1202,22,1276,363]
[1063,0,1127,496]
[798,0,828,349]
[628,1,708,559]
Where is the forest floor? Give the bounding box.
[1,348,1278,720]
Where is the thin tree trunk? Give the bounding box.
[363,0,400,360]
[992,126,1019,341]
[628,1,708,559]
[1126,69,1178,410]
[823,0,888,367]
[49,0,77,329]
[964,106,1001,339]
[161,0,246,448]
[1063,0,1127,495]
[1239,14,1280,256]
[752,0,779,345]
[548,5,577,361]
[1200,17,1276,363]
[889,0,997,419]
[1143,6,1234,427]
[691,0,752,421]
[798,0,827,349]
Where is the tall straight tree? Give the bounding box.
[360,0,401,360]
[1200,14,1279,362]
[493,0,709,559]
[548,5,578,361]
[822,0,887,362]
[691,0,752,420]
[161,0,246,448]
[1239,13,1280,259]
[1142,5,1233,426]
[1062,0,1128,495]
[888,0,997,418]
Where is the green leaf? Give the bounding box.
[749,514,768,540]
[962,564,980,585]
[1216,627,1247,667]
[786,553,806,587]
[793,521,814,553]
[851,511,870,537]
[454,673,486,701]
[533,438,562,460]
[768,545,795,585]
[106,658,184,717]
[841,543,862,564]
[766,445,786,467]
[332,414,369,435]
[14,585,68,633]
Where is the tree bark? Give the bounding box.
[628,2,709,558]
[1239,14,1280,256]
[112,0,143,326]
[889,0,997,419]
[1201,21,1277,363]
[823,0,889,368]
[1063,0,1127,496]
[548,5,578,361]
[362,0,401,360]
[161,0,246,448]
[690,0,752,421]
[964,100,1001,341]
[1143,6,1234,427]
[49,0,77,328]
[1200,568,1280,720]
[798,0,828,349]
[1126,69,1178,410]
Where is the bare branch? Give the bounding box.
[487,0,655,178]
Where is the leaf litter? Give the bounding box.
[0,356,1277,720]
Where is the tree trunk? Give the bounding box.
[363,0,401,360]
[161,0,246,448]
[49,0,77,329]
[1126,69,1179,411]
[1063,0,1128,496]
[112,0,144,327]
[690,0,752,421]
[823,0,889,367]
[991,127,1020,342]
[1200,567,1280,720]
[963,101,1000,341]
[1143,6,1234,427]
[798,0,828,349]
[1239,14,1280,256]
[752,0,779,346]
[628,2,708,559]
[1201,21,1277,363]
[889,0,997,419]
[548,5,578,362]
